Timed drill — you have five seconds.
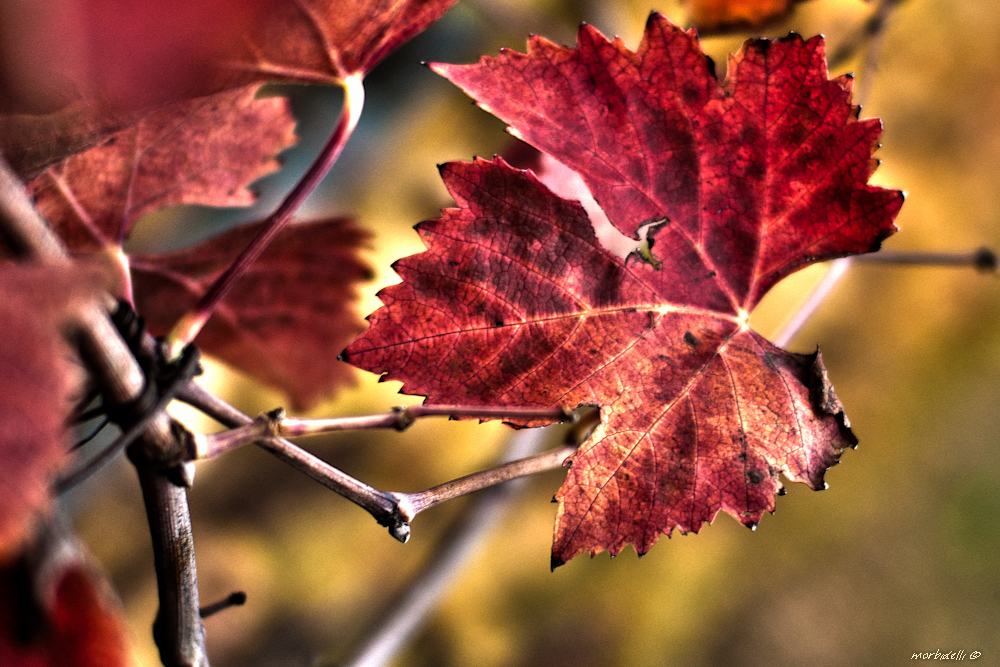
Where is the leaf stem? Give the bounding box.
[163,73,366,359]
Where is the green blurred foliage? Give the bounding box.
[72,0,1000,665]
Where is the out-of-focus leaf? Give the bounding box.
[0,0,457,173]
[0,524,131,667]
[683,0,806,32]
[131,218,372,410]
[0,265,100,560]
[26,85,296,252]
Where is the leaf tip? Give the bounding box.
[550,554,565,571]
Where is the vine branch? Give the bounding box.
[177,381,582,541]
[1,155,207,667]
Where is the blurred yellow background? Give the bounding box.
[71,0,1000,665]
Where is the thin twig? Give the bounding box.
[256,434,409,540]
[854,247,997,272]
[342,426,556,667]
[163,74,365,359]
[195,404,570,459]
[72,416,111,450]
[199,592,247,619]
[392,443,577,522]
[176,383,408,541]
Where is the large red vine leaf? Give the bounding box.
[131,218,372,410]
[344,15,903,564]
[26,85,296,252]
[0,265,100,561]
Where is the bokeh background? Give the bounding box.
[68,0,1000,665]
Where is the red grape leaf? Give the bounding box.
[0,266,100,560]
[0,526,131,667]
[131,218,372,410]
[26,85,296,252]
[344,15,903,564]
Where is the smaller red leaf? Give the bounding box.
[27,85,297,252]
[131,218,372,410]
[0,265,101,560]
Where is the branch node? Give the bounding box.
[389,521,411,543]
[262,407,286,436]
[391,406,416,431]
[974,246,998,272]
[199,591,247,619]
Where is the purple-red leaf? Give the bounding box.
[131,219,372,410]
[0,266,99,560]
[344,15,903,564]
[27,85,296,252]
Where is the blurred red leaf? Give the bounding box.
[0,103,145,182]
[683,0,804,32]
[0,0,455,177]
[231,0,461,84]
[345,15,903,564]
[0,0,273,113]
[0,526,131,667]
[27,85,296,252]
[131,218,372,410]
[0,265,99,560]
[0,0,457,112]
